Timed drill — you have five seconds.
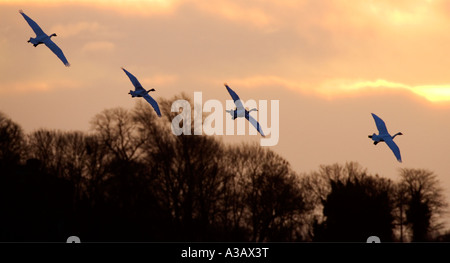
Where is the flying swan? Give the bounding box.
[19,10,70,67]
[122,67,161,117]
[368,113,403,163]
[224,83,265,137]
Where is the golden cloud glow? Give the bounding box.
[4,0,450,105]
[412,85,450,102]
[319,79,450,103]
[366,0,435,26]
[228,76,450,103]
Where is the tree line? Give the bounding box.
[0,94,448,242]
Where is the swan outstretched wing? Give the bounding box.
[224,83,244,110]
[246,114,265,137]
[384,137,402,163]
[44,39,70,67]
[371,113,389,135]
[19,10,45,36]
[122,68,145,91]
[143,94,162,117]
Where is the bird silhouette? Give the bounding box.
[19,10,70,67]
[122,67,161,117]
[369,113,403,162]
[224,83,265,137]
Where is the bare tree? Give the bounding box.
[224,143,311,242]
[132,96,227,240]
[27,129,64,175]
[27,129,89,203]
[90,107,144,162]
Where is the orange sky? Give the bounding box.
[1,0,450,228]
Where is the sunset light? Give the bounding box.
[2,0,450,250]
[318,79,450,103]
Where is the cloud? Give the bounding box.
[0,79,80,95]
[220,75,450,103]
[318,78,450,103]
[411,85,450,102]
[5,0,450,105]
[81,41,115,53]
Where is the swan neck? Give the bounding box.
[392,132,402,138]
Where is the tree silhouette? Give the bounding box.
[87,104,168,241]
[223,143,311,242]
[0,124,75,241]
[391,181,408,242]
[90,107,144,162]
[1,100,450,242]
[0,112,25,171]
[133,96,228,241]
[399,168,447,242]
[309,162,395,242]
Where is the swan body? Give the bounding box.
[224,83,265,137]
[19,10,70,67]
[369,113,403,162]
[122,67,161,117]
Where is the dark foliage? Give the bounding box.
[0,99,447,242]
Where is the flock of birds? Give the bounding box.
[18,10,403,163]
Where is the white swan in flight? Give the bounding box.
[122,67,161,117]
[368,113,403,163]
[224,83,265,137]
[19,10,70,67]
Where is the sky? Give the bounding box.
[1,0,450,229]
